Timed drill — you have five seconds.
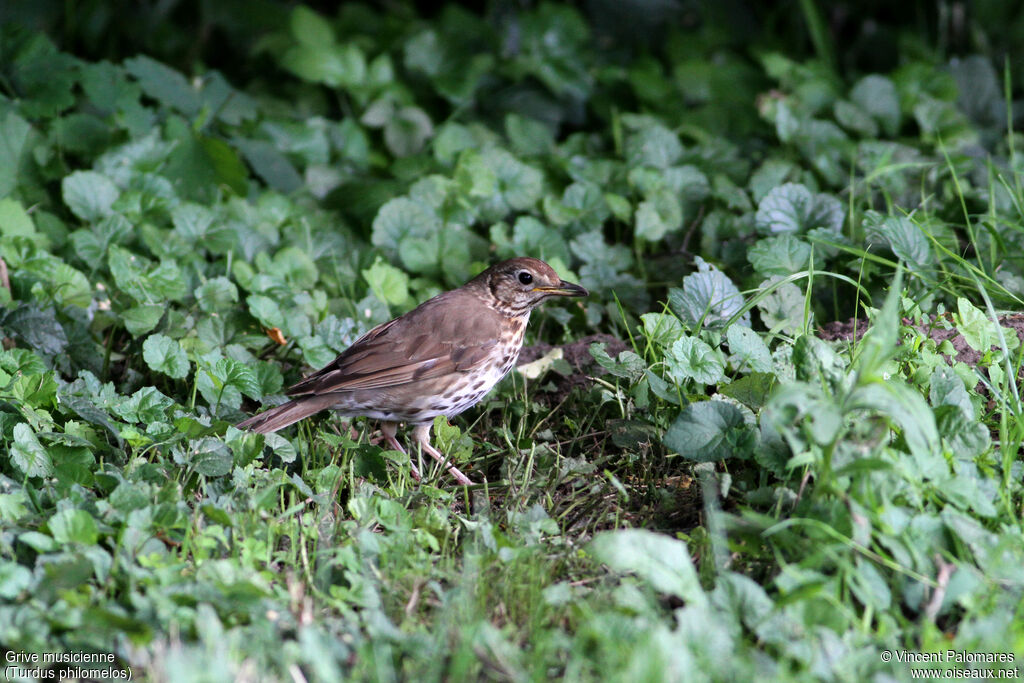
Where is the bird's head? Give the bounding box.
[472,257,588,317]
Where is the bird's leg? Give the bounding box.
[381,421,421,481]
[411,423,472,486]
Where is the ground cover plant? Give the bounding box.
[2,1,1024,680]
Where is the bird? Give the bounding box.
[237,257,588,485]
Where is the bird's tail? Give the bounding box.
[236,396,338,434]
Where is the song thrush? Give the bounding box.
[237,257,588,484]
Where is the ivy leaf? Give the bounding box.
[143,334,190,379]
[664,401,757,462]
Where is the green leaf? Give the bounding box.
[362,258,410,306]
[666,335,725,385]
[0,305,68,355]
[793,335,846,389]
[748,234,812,276]
[664,400,757,461]
[112,386,174,423]
[850,382,943,478]
[863,211,930,268]
[124,55,200,116]
[635,188,683,242]
[668,257,747,329]
[247,295,284,329]
[62,171,120,222]
[290,5,335,48]
[719,372,777,410]
[0,198,36,238]
[640,312,684,348]
[623,119,682,169]
[726,325,773,373]
[384,106,433,157]
[756,277,807,335]
[188,437,234,477]
[143,334,190,379]
[121,304,164,336]
[0,562,32,599]
[954,298,1017,354]
[0,113,34,198]
[755,183,843,235]
[929,366,973,419]
[589,343,645,381]
[851,75,901,136]
[195,277,239,313]
[49,508,99,545]
[590,529,705,605]
[11,423,54,477]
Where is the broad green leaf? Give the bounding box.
[290,5,335,48]
[640,312,684,348]
[850,74,901,135]
[188,437,234,477]
[143,334,190,379]
[666,335,725,385]
[755,183,843,235]
[756,277,806,335]
[0,113,33,198]
[384,106,433,157]
[589,343,645,381]
[719,372,777,410]
[929,366,973,419]
[11,423,54,477]
[62,170,119,222]
[668,257,747,329]
[124,55,200,116]
[0,305,68,355]
[195,277,239,313]
[112,387,175,423]
[748,234,811,276]
[247,294,285,330]
[726,325,773,373]
[0,198,36,237]
[0,562,32,599]
[793,335,846,390]
[591,529,706,606]
[665,400,757,461]
[363,258,410,306]
[863,211,930,267]
[49,508,99,545]
[623,120,682,169]
[121,304,164,336]
[954,298,1018,354]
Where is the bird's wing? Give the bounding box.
[286,291,503,396]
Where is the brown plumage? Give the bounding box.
[237,257,587,484]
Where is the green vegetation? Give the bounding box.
[2,2,1023,680]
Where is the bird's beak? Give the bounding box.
[534,280,589,297]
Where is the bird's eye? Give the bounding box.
[518,271,534,285]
